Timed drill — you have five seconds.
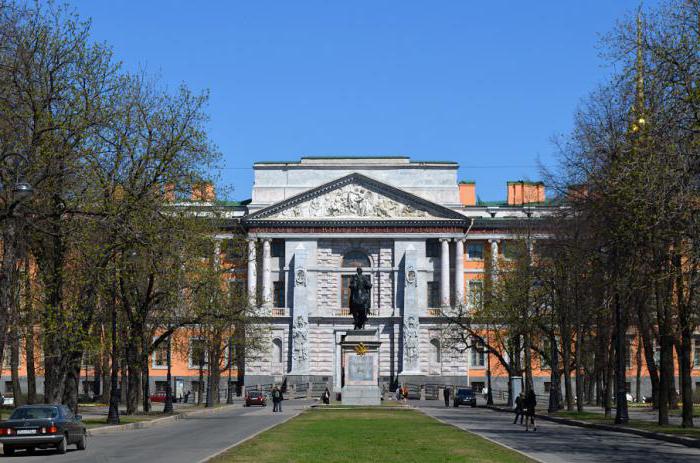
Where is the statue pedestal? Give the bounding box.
[340,329,381,406]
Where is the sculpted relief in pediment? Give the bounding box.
[269,184,438,220]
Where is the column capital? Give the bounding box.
[453,237,466,243]
[488,238,500,244]
[439,237,451,243]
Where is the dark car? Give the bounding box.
[453,388,477,408]
[0,404,87,456]
[244,391,267,407]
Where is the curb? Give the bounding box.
[88,404,239,436]
[416,408,547,463]
[196,410,303,463]
[486,405,700,449]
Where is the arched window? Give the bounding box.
[272,338,283,363]
[430,339,441,364]
[342,250,371,268]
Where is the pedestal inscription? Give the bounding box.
[340,329,381,406]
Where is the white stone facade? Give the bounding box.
[240,156,543,392]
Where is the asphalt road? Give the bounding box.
[416,401,700,463]
[1,400,309,462]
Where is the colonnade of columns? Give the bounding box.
[245,236,500,310]
[246,237,273,309]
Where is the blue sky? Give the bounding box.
[67,0,653,202]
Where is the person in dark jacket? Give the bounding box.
[322,387,330,405]
[513,392,525,424]
[272,386,283,412]
[524,389,537,431]
[443,387,451,407]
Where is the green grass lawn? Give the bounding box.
[211,408,535,463]
[553,411,700,439]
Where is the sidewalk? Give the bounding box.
[417,402,700,463]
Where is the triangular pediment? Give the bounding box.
[244,173,468,225]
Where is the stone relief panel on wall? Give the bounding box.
[292,315,309,369]
[271,184,438,220]
[403,315,419,371]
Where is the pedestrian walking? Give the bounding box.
[524,389,537,432]
[322,387,330,405]
[401,385,408,405]
[443,386,451,407]
[513,392,525,424]
[272,386,282,412]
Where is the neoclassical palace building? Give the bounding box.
[223,156,552,394]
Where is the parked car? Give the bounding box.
[150,391,167,403]
[453,388,477,408]
[0,404,87,456]
[245,391,267,407]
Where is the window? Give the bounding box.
[271,239,285,258]
[425,239,440,258]
[155,381,169,393]
[221,239,244,260]
[625,336,634,369]
[273,281,285,308]
[430,339,441,364]
[541,339,551,370]
[502,241,519,260]
[341,275,353,308]
[152,340,168,368]
[342,250,370,268]
[4,381,12,393]
[471,340,485,367]
[544,381,552,393]
[468,280,483,309]
[625,381,632,393]
[427,281,440,308]
[228,279,246,301]
[694,337,700,368]
[653,340,661,367]
[189,338,207,369]
[272,338,283,364]
[471,382,485,393]
[467,243,484,260]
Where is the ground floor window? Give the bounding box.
[155,381,168,393]
[273,280,285,307]
[471,382,485,393]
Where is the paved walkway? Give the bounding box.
[3,399,310,462]
[416,402,700,463]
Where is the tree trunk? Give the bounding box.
[25,330,36,404]
[142,359,150,413]
[10,328,23,407]
[635,333,642,404]
[575,329,585,412]
[548,333,562,413]
[126,340,141,414]
[62,355,81,414]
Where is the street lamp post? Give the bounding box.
[164,332,174,414]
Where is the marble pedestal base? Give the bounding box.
[340,329,381,406]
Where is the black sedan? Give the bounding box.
[0,404,87,456]
[453,388,477,408]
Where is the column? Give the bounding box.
[489,239,499,281]
[440,238,450,308]
[247,238,257,307]
[454,238,465,308]
[262,238,272,308]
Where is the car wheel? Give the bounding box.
[3,446,14,456]
[56,435,67,454]
[77,432,87,451]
